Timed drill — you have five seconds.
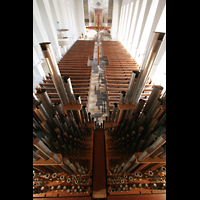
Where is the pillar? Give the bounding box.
[74,0,86,38]
[33,0,49,43]
[111,0,122,39]
[36,0,61,61]
[121,3,130,46]
[127,0,141,53]
[130,0,148,59]
[124,1,134,49]
[136,0,160,63]
[118,5,125,40]
[33,45,45,89]
[136,0,165,66]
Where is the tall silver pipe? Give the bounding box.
[54,102,65,117]
[125,71,139,104]
[150,146,164,159]
[126,159,140,173]
[33,92,40,107]
[148,133,166,152]
[138,148,154,162]
[37,102,56,128]
[48,152,61,163]
[107,111,112,122]
[37,89,55,117]
[63,158,78,174]
[111,103,117,122]
[158,145,166,158]
[33,150,40,161]
[39,42,69,105]
[143,85,163,115]
[131,32,165,105]
[60,163,73,174]
[120,161,131,174]
[88,112,92,122]
[133,99,146,119]
[36,149,49,161]
[120,153,139,174]
[75,95,82,104]
[33,138,52,158]
[119,91,126,104]
[63,76,76,104]
[82,106,88,123]
[114,107,120,123]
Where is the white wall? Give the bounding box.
[75,0,86,38]
[111,0,122,39]
[33,0,85,92]
[115,0,166,89]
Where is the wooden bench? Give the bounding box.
[102,41,154,110]
[35,40,95,108]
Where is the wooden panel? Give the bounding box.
[92,129,107,198]
[33,193,92,199]
[33,154,62,166]
[108,193,166,200]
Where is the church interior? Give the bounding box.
[33,0,166,199]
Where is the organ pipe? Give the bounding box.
[131,32,165,105]
[39,42,69,105]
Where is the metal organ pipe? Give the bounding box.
[39,42,69,105]
[131,32,165,105]
[63,76,76,104]
[48,152,61,163]
[119,91,126,104]
[33,138,52,158]
[125,71,140,104]
[111,103,118,122]
[142,85,163,115]
[105,79,166,176]
[37,89,55,117]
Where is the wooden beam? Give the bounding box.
[92,129,107,198]
[108,194,166,200]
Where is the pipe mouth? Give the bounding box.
[154,85,164,90]
[161,166,166,172]
[148,171,153,176]
[63,76,70,83]
[121,91,126,96]
[37,88,46,94]
[75,95,80,99]
[129,176,133,181]
[157,32,165,40]
[139,173,143,177]
[45,173,50,179]
[52,173,57,178]
[54,101,61,106]
[133,71,140,78]
[39,42,51,50]
[134,172,138,176]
